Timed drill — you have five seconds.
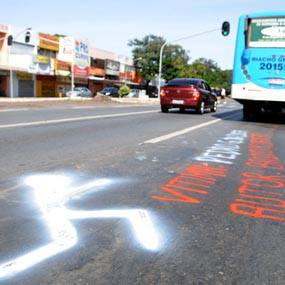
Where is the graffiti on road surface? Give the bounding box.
[195,130,247,165]
[153,128,285,223]
[152,164,227,204]
[0,174,161,279]
[153,130,247,205]
[230,133,285,222]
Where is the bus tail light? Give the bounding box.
[241,65,251,80]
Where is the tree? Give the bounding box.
[182,58,232,90]
[128,35,189,88]
[118,85,130,97]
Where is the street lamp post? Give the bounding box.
[157,28,221,100]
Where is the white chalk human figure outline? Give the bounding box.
[0,175,160,279]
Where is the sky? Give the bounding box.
[2,0,284,69]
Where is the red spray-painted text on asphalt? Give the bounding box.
[230,133,285,222]
[152,164,227,204]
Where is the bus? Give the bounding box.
[232,11,285,120]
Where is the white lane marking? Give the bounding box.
[72,105,156,110]
[144,113,240,144]
[0,108,29,113]
[0,110,157,129]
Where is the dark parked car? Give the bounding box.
[160,78,218,114]
[99,87,119,97]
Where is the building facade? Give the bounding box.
[0,23,141,97]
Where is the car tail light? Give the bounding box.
[160,89,166,97]
[192,88,200,99]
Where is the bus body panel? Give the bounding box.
[232,12,285,113]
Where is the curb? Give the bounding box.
[110,98,159,104]
[0,97,93,103]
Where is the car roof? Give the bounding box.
[169,78,202,83]
[166,78,205,86]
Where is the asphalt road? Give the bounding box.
[0,100,284,285]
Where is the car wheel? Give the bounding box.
[211,101,217,112]
[196,101,205,114]
[161,105,169,113]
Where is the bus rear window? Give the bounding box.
[248,17,285,48]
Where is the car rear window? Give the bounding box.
[167,79,199,87]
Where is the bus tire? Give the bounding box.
[243,104,255,121]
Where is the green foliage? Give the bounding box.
[129,34,232,91]
[128,35,189,84]
[118,85,131,97]
[181,58,232,91]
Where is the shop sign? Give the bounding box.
[105,59,120,76]
[74,65,90,77]
[38,33,59,51]
[74,39,90,77]
[90,67,105,77]
[55,59,70,76]
[17,72,33,80]
[35,55,50,64]
[55,59,70,71]
[58,37,74,63]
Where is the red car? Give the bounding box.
[160,78,218,114]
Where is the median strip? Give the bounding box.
[0,110,157,129]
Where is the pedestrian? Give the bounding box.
[221,88,226,98]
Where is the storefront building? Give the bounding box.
[88,47,105,94]
[35,55,55,97]
[56,36,73,95]
[36,33,58,97]
[0,23,143,97]
[9,27,37,97]
[0,24,10,97]
[55,59,71,96]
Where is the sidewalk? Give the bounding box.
[110,97,159,104]
[0,96,159,110]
